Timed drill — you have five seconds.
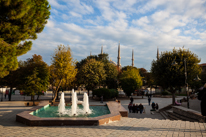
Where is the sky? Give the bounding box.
[18,0,206,71]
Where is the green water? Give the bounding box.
[31,105,110,118]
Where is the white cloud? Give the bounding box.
[19,0,206,71]
[70,12,82,18]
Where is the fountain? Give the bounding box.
[83,92,90,114]
[71,89,77,115]
[57,89,91,116]
[16,89,128,126]
[58,92,65,114]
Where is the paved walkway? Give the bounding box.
[0,95,205,137]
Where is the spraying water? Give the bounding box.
[58,92,65,114]
[71,89,77,116]
[58,89,91,116]
[83,92,90,114]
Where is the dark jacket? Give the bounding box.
[139,104,143,110]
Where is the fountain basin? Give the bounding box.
[31,105,110,118]
[16,101,128,126]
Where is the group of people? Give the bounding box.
[128,102,144,114]
[151,102,159,110]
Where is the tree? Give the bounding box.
[16,54,50,101]
[0,0,50,77]
[78,59,106,96]
[151,48,201,104]
[24,68,42,105]
[120,67,142,96]
[51,45,77,102]
[104,62,118,89]
[76,53,117,89]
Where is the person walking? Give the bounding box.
[198,83,206,117]
[130,96,134,104]
[148,96,151,105]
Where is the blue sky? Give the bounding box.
[18,0,206,71]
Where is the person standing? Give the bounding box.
[100,95,103,103]
[199,83,206,117]
[128,102,133,113]
[130,96,134,104]
[148,96,151,105]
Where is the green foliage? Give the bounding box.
[104,62,118,89]
[18,54,50,97]
[0,0,50,77]
[0,39,18,78]
[120,67,142,96]
[161,91,169,95]
[0,0,50,45]
[23,68,42,96]
[93,88,118,99]
[151,48,201,103]
[78,59,106,94]
[76,53,117,89]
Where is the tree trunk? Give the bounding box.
[172,92,175,105]
[32,95,35,106]
[52,79,62,103]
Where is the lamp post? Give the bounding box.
[172,58,201,109]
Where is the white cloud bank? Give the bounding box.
[18,0,206,71]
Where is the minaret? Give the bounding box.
[157,47,159,60]
[132,49,134,67]
[117,42,121,68]
[101,45,103,54]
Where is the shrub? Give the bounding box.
[161,91,168,95]
[93,88,118,99]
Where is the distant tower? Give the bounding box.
[90,51,92,56]
[101,45,103,54]
[132,49,134,67]
[157,47,159,60]
[117,42,121,68]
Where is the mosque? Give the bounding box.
[96,42,160,70]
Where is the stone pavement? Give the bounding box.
[0,95,205,137]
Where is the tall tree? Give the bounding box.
[120,67,142,96]
[51,45,77,102]
[78,59,106,96]
[0,0,50,77]
[151,48,201,104]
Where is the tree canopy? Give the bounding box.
[78,58,106,96]
[120,67,142,96]
[51,45,77,102]
[0,39,18,78]
[0,0,50,77]
[19,54,50,96]
[151,48,201,104]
